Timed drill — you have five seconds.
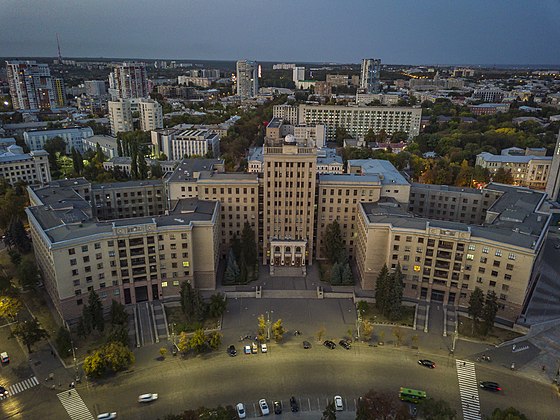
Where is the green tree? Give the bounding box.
[0,296,22,319]
[341,262,353,285]
[364,128,377,142]
[150,161,163,179]
[208,331,222,350]
[17,257,38,289]
[88,290,104,332]
[207,293,227,318]
[257,314,267,342]
[81,304,93,336]
[12,318,49,352]
[177,331,189,352]
[330,262,343,285]
[361,319,374,342]
[116,137,123,157]
[324,220,346,264]
[418,397,457,419]
[138,154,149,179]
[189,328,208,353]
[321,401,337,420]
[481,290,499,335]
[83,341,134,377]
[468,287,485,334]
[493,167,514,184]
[224,249,240,284]
[375,264,390,313]
[335,126,348,146]
[110,299,128,325]
[55,326,72,355]
[8,217,31,254]
[386,264,404,320]
[490,407,528,420]
[241,222,257,268]
[271,319,285,342]
[107,324,129,346]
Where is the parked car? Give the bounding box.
[418,359,436,368]
[97,413,117,420]
[339,340,351,350]
[334,395,343,411]
[0,385,8,397]
[138,393,158,403]
[273,401,282,414]
[289,396,299,412]
[244,345,251,354]
[227,345,237,357]
[236,402,246,419]
[480,381,502,392]
[1,352,9,365]
[259,399,270,416]
[251,342,258,354]
[303,341,311,349]
[261,343,268,353]
[323,340,336,349]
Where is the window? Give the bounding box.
[70,259,77,266]
[493,260,500,267]
[478,267,485,274]
[83,256,90,263]
[502,284,509,291]
[489,280,496,287]
[72,269,79,276]
[73,279,80,286]
[480,257,487,264]
[466,254,474,261]
[508,253,516,260]
[491,270,498,277]
[504,274,512,281]
[506,263,514,271]
[394,235,400,241]
[94,243,101,249]
[468,244,476,251]
[68,248,75,255]
[495,249,502,257]
[482,247,489,254]
[81,245,88,252]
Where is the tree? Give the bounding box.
[207,293,227,318]
[116,137,123,157]
[177,331,190,352]
[12,318,49,352]
[418,397,457,419]
[159,347,168,359]
[321,401,337,420]
[481,290,499,335]
[375,264,390,313]
[241,222,257,269]
[490,407,528,420]
[468,287,485,334]
[0,296,22,319]
[189,328,208,353]
[356,390,410,420]
[493,167,514,184]
[8,217,31,254]
[110,300,128,325]
[334,126,349,146]
[361,319,374,342]
[88,290,104,332]
[316,326,326,342]
[357,301,369,318]
[257,314,267,342]
[364,128,377,143]
[55,326,72,355]
[0,273,13,294]
[341,263,353,285]
[207,331,222,350]
[271,319,285,342]
[83,341,135,377]
[150,161,163,179]
[180,281,205,322]
[107,323,129,346]
[138,154,149,179]
[386,265,404,320]
[81,304,93,336]
[224,249,241,284]
[324,221,346,264]
[392,326,405,346]
[330,262,343,285]
[17,257,38,289]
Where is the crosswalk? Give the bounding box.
[456,360,481,420]
[57,389,95,420]
[2,376,40,398]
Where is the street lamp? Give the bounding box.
[265,310,273,341]
[69,338,78,382]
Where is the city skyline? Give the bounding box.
[1,0,559,65]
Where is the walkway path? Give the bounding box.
[57,388,94,420]
[455,359,481,420]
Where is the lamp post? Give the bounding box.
[266,311,273,341]
[69,338,78,382]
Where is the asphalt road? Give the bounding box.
[8,340,555,420]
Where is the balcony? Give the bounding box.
[119,250,127,258]
[435,261,450,270]
[130,247,144,256]
[129,238,144,247]
[433,270,449,279]
[131,258,146,267]
[438,241,453,250]
[132,267,146,276]
[426,249,434,257]
[455,253,464,261]
[437,251,452,260]
[433,279,447,286]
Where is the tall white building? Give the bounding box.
[292,66,305,84]
[151,128,220,160]
[360,58,381,94]
[108,99,134,135]
[545,130,560,201]
[110,62,149,99]
[139,99,163,131]
[6,61,57,110]
[236,60,258,99]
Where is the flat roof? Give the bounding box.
[348,159,409,186]
[166,158,224,183]
[478,152,551,163]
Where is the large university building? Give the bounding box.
[27,134,553,325]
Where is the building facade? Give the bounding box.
[0,144,51,186]
[6,61,56,110]
[360,58,381,94]
[108,99,134,135]
[139,99,163,131]
[23,127,94,153]
[476,152,552,190]
[236,60,258,99]
[151,128,220,160]
[110,62,149,99]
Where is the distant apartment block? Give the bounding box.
[139,99,163,131]
[472,88,504,103]
[468,103,510,115]
[273,63,296,70]
[82,135,119,159]
[53,78,67,107]
[476,150,552,190]
[23,127,94,153]
[85,80,107,97]
[108,99,134,135]
[0,142,51,186]
[109,62,149,99]
[292,66,305,83]
[359,58,381,93]
[151,128,220,160]
[236,60,258,99]
[6,60,57,110]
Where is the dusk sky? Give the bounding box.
[1,0,559,65]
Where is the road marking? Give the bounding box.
[7,376,39,396]
[57,389,94,420]
[456,360,481,420]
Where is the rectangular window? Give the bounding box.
[468,244,476,251]
[81,245,88,252]
[495,249,502,257]
[466,254,474,261]
[508,253,516,260]
[482,247,489,254]
[68,248,75,255]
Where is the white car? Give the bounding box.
[1,352,9,364]
[261,343,268,353]
[259,398,270,416]
[138,393,158,403]
[334,395,343,411]
[97,413,117,420]
[236,402,246,419]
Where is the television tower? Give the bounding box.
[56,33,63,63]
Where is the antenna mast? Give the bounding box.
[56,33,62,63]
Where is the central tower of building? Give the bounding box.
[262,134,317,273]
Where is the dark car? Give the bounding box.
[303,341,311,349]
[480,381,502,392]
[273,401,282,414]
[289,396,299,412]
[227,345,237,357]
[323,340,336,349]
[418,359,436,368]
[339,340,351,350]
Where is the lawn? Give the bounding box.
[458,315,522,345]
[361,304,415,328]
[165,305,220,334]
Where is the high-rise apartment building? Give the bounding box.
[545,130,560,202]
[110,62,149,99]
[139,99,163,131]
[360,58,381,94]
[108,99,134,135]
[53,78,66,107]
[85,80,107,97]
[6,60,57,110]
[236,60,258,99]
[292,66,305,84]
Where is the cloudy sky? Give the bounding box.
[1,0,559,65]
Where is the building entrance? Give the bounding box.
[135,285,148,302]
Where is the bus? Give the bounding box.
[399,387,427,404]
